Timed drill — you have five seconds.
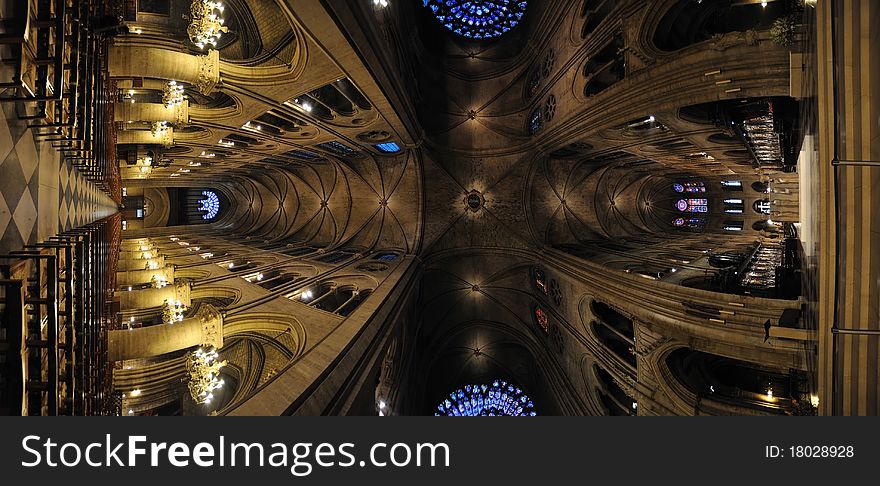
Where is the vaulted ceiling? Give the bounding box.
[120,0,796,410]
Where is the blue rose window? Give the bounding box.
[435,380,537,416]
[198,190,221,220]
[423,0,528,40]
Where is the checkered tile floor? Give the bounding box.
[0,100,118,255]
[58,159,118,231]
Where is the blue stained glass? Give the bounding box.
[675,181,705,193]
[673,217,705,229]
[198,191,220,220]
[285,149,321,160]
[317,141,357,156]
[375,142,401,153]
[435,380,537,416]
[423,0,528,40]
[676,198,709,213]
[528,107,543,135]
[374,252,398,262]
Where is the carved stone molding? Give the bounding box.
[194,49,221,95]
[709,30,759,51]
[159,127,174,148]
[174,280,192,305]
[197,304,224,349]
[357,130,391,142]
[174,101,190,126]
[356,262,389,273]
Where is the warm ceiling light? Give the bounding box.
[162,80,185,108]
[188,1,228,49]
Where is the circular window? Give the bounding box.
[435,380,537,416]
[423,0,528,40]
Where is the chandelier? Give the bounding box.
[162,80,186,108]
[188,1,228,49]
[150,274,168,289]
[150,121,170,138]
[162,299,186,325]
[186,346,227,405]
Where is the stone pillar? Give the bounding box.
[117,265,175,287]
[116,127,174,148]
[118,255,167,272]
[114,101,189,125]
[109,304,223,362]
[114,358,187,415]
[108,46,220,95]
[121,240,155,252]
[119,281,192,310]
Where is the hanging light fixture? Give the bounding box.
[187,1,228,49]
[150,121,170,138]
[162,80,186,108]
[186,346,227,404]
[151,275,169,289]
[162,299,186,325]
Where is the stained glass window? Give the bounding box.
[535,307,549,332]
[528,107,543,134]
[674,182,705,193]
[317,141,357,157]
[317,251,353,264]
[676,199,708,213]
[672,217,705,229]
[285,149,321,160]
[375,142,401,153]
[423,0,528,40]
[527,68,541,98]
[198,191,220,220]
[374,252,398,262]
[533,268,548,295]
[435,380,537,416]
[723,221,744,231]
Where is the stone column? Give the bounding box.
[118,255,167,272]
[114,358,187,415]
[117,127,174,148]
[109,304,223,361]
[108,46,220,95]
[117,265,175,287]
[114,101,189,125]
[121,239,156,252]
[119,281,192,310]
